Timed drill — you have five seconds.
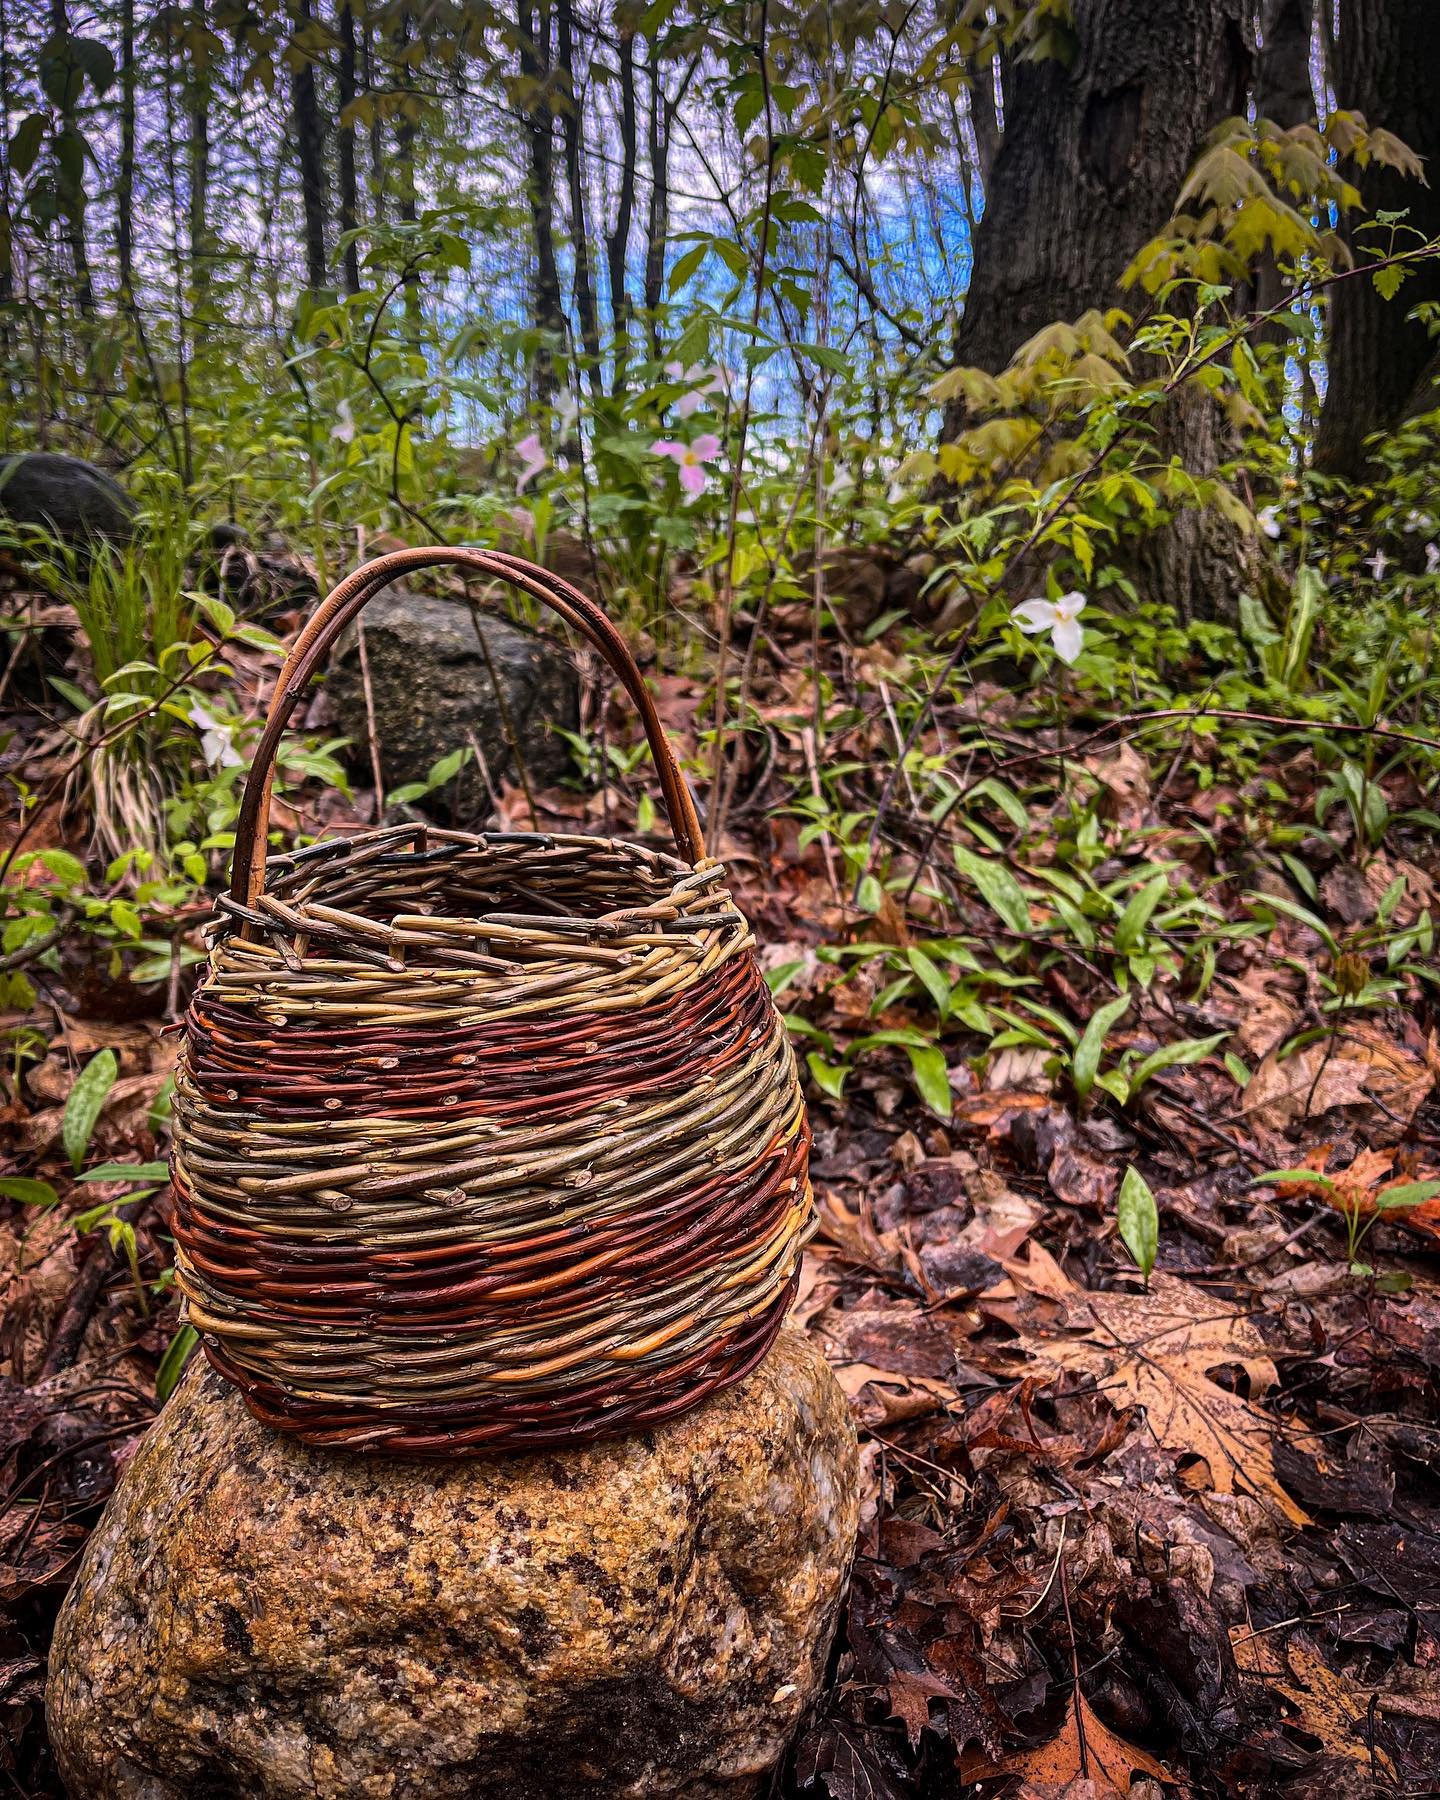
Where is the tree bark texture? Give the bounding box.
[944,0,1253,622]
[1314,0,1440,474]
[48,0,95,313]
[185,0,213,337]
[115,0,136,297]
[948,0,1251,378]
[517,0,565,400]
[556,0,601,374]
[606,18,638,387]
[1255,0,1314,127]
[643,35,671,360]
[290,0,328,292]
[336,0,361,294]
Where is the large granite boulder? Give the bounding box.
[0,452,137,543]
[326,586,580,816]
[48,1327,858,1800]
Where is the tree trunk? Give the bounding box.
[187,0,212,323]
[1252,0,1315,345]
[642,35,671,361]
[1255,0,1313,126]
[115,0,136,298]
[364,13,383,225]
[336,0,361,294]
[1314,0,1440,474]
[555,0,601,377]
[943,0,1252,622]
[948,0,1250,377]
[48,0,95,314]
[606,17,638,389]
[517,0,564,401]
[290,0,328,292]
[392,7,422,332]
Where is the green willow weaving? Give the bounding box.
[171,548,815,1455]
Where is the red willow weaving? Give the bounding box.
[171,548,815,1455]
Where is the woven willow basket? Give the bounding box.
[171,547,815,1456]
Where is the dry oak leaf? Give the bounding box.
[1023,1274,1311,1526]
[1223,967,1300,1062]
[1230,1628,1395,1778]
[1007,1689,1171,1794]
[1240,1020,1436,1139]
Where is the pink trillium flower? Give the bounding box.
[1012,591,1086,665]
[678,367,726,418]
[652,432,721,501]
[515,432,547,495]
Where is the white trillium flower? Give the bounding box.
[188,701,243,770]
[1012,591,1087,665]
[1257,505,1281,539]
[1426,543,1440,575]
[1365,548,1389,581]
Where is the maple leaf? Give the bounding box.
[1024,1273,1311,1525]
[1231,1629,1396,1778]
[1006,1689,1170,1794]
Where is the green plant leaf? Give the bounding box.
[806,1053,849,1100]
[1072,992,1131,1100]
[1113,873,1169,953]
[953,844,1033,934]
[1244,889,1339,957]
[0,1177,60,1208]
[79,1161,170,1182]
[906,946,952,1018]
[906,1045,953,1117]
[1117,1166,1159,1281]
[1375,1179,1440,1211]
[63,1049,118,1173]
[1126,1030,1230,1096]
[155,1322,199,1402]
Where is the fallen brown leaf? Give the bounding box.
[1231,1628,1395,1777]
[1241,1021,1435,1139]
[1024,1274,1311,1525]
[1274,1144,1440,1242]
[1007,1689,1170,1792]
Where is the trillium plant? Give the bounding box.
[652,433,722,502]
[664,362,726,418]
[515,432,547,495]
[1012,591,1086,665]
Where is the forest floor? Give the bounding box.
[3,563,1440,1799]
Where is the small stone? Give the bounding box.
[0,451,137,543]
[325,586,581,820]
[48,1327,858,1799]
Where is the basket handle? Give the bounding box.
[228,546,706,907]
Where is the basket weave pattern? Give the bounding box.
[171,549,815,1455]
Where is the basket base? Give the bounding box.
[202,1273,797,1457]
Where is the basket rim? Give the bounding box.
[213,821,739,943]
